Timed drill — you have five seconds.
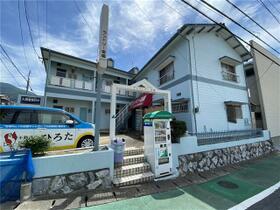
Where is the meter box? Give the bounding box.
[143,111,173,178]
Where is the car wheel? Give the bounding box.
[78,136,95,148]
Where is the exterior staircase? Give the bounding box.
[115,103,132,132]
[113,147,154,187]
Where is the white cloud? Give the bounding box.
[79,0,185,53]
[1,0,279,95]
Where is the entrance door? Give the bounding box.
[80,107,88,122]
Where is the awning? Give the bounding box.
[219,56,242,66]
[224,101,247,106]
[143,111,173,120]
[130,93,153,110]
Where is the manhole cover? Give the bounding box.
[217,180,239,189]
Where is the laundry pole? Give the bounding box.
[94,4,109,151]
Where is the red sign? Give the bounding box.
[130,94,153,110]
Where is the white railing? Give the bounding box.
[50,76,93,91]
[221,70,239,83]
[102,86,133,97]
[159,72,174,85]
[49,76,134,96]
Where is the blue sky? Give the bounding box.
[1,0,280,95]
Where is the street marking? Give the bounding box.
[229,181,280,210]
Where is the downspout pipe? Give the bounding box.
[186,36,198,134]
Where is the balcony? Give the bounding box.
[222,70,239,83]
[102,85,134,96]
[49,76,134,97]
[49,76,94,91]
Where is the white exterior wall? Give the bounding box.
[138,38,195,131]
[100,102,111,130]
[137,31,251,133]
[189,33,247,87]
[44,55,134,129]
[194,81,251,132]
[189,33,250,132]
[49,62,95,81]
[140,39,191,86]
[46,97,93,122]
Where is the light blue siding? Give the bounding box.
[136,31,251,133]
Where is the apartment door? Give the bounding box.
[79,107,88,122]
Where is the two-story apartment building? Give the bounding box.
[41,48,136,131]
[134,24,252,133]
[42,23,253,134]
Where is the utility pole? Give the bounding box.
[25,70,31,94]
[94,4,109,151]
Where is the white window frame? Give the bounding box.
[172,101,188,113]
[159,62,174,85]
[221,63,239,83]
[226,104,243,123]
[56,68,67,78]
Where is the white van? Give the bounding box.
[0,106,95,152]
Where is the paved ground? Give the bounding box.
[247,188,280,210]
[3,152,279,210]
[100,133,144,148]
[80,153,280,210]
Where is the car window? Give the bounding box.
[15,110,33,124]
[38,110,71,124]
[0,109,16,124]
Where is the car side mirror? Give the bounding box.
[65,119,74,126]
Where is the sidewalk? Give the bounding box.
[80,152,280,210]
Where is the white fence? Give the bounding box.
[32,147,114,179]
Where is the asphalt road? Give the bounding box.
[247,188,280,210]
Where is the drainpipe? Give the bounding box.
[43,49,51,107]
[186,37,198,134]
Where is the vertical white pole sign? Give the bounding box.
[94,4,109,151]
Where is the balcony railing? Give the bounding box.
[102,85,134,96]
[222,70,239,82]
[50,76,94,91]
[159,72,174,85]
[49,76,134,97]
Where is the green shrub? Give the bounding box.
[171,120,187,143]
[19,136,52,156]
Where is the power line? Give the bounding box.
[0,44,34,92]
[18,0,32,74]
[267,0,280,15]
[257,0,280,24]
[0,45,28,81]
[140,0,229,103]
[23,0,40,58]
[0,58,22,87]
[73,0,95,37]
[199,0,280,55]
[225,0,280,44]
[179,0,280,67]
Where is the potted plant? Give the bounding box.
[19,135,51,156]
[170,119,187,143]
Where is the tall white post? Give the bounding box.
[163,92,172,113]
[94,4,109,151]
[110,85,117,141]
[167,91,172,113]
[91,100,95,123]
